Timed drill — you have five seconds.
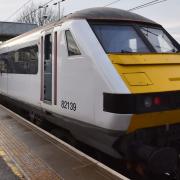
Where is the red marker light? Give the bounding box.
[154,97,161,105]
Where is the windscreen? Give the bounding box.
[92,25,150,53]
[140,27,178,53]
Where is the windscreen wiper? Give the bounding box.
[141,27,158,37]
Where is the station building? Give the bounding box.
[0,21,37,41]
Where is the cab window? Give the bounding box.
[140,27,178,53]
[91,25,150,53]
[65,30,81,56]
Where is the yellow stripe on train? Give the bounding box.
[108,54,180,94]
[128,109,180,133]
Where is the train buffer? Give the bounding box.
[0,105,129,180]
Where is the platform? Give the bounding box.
[0,105,129,180]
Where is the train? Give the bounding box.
[0,7,180,177]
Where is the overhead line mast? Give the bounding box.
[21,0,56,21]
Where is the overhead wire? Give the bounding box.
[4,0,33,21]
[129,0,160,11]
[104,0,122,7]
[128,0,168,11]
[104,0,169,11]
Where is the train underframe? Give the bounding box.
[114,124,180,178]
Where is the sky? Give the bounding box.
[0,0,179,42]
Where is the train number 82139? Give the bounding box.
[61,100,76,111]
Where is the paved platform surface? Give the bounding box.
[0,105,129,180]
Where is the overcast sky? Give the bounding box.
[0,0,179,42]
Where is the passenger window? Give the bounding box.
[13,46,38,74]
[0,59,7,73]
[65,30,81,56]
[0,45,38,74]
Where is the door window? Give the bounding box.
[44,34,52,102]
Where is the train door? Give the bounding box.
[41,32,53,104]
[0,58,8,94]
[40,29,59,107]
[44,34,52,103]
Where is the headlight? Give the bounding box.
[144,97,152,108]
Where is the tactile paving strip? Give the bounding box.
[0,115,62,180]
[0,147,24,179]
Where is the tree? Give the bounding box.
[16,3,57,26]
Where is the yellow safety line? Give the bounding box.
[0,147,24,179]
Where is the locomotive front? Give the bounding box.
[86,8,180,177]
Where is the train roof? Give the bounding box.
[61,7,159,25]
[1,7,160,47]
